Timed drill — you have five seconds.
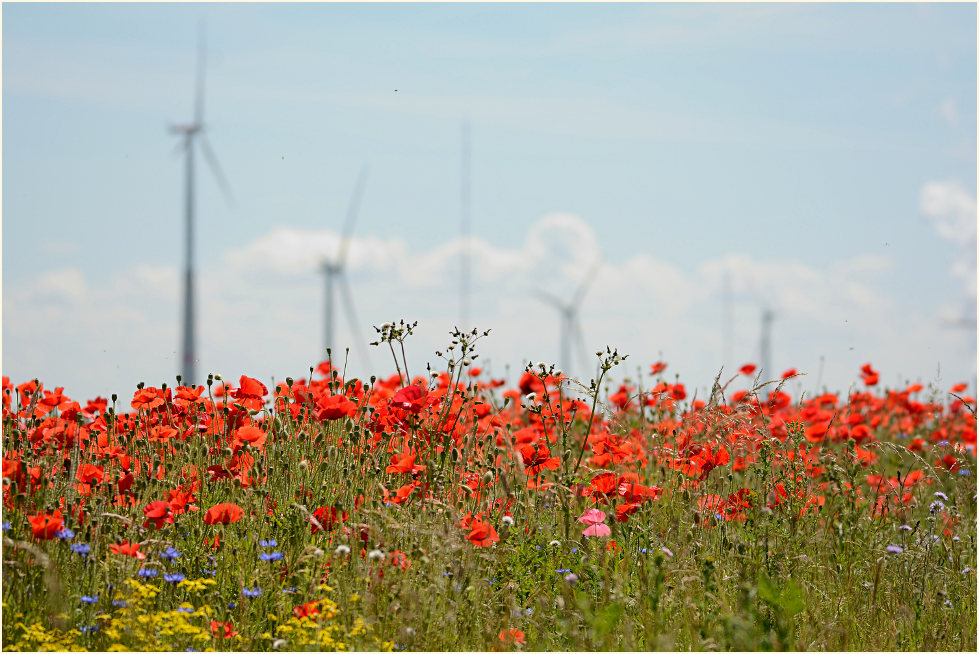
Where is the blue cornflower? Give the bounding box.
[571,548,579,554]
[138,568,158,578]
[81,595,98,604]
[259,539,277,548]
[1,521,11,531]
[177,607,194,613]
[640,547,648,554]
[886,545,903,554]
[56,528,75,540]
[259,551,284,562]
[243,586,262,598]
[112,600,127,608]
[934,491,949,501]
[938,440,951,448]
[70,543,91,556]
[228,602,236,609]
[78,625,98,633]
[164,573,185,583]
[555,568,571,574]
[958,469,971,476]
[281,587,298,594]
[161,547,182,561]
[201,568,216,577]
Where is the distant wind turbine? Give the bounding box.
[320,166,372,371]
[460,120,472,331]
[759,306,776,380]
[534,260,602,377]
[169,25,234,386]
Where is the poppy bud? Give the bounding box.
[482,471,494,485]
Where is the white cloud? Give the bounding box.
[3,212,974,403]
[33,268,88,304]
[920,181,977,303]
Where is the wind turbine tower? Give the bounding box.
[460,120,472,331]
[534,260,601,377]
[760,307,775,380]
[319,167,371,370]
[169,26,233,386]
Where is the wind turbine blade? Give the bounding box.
[533,288,567,310]
[199,135,235,207]
[571,258,602,309]
[195,22,207,125]
[338,274,373,371]
[337,165,369,267]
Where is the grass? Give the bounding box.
[2,323,976,651]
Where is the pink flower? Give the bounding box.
[577,508,610,537]
[582,523,612,537]
[577,509,607,525]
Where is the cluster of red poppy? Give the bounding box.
[1,358,974,552]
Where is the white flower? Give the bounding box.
[368,549,384,562]
[502,516,515,527]
[335,544,351,556]
[549,540,560,547]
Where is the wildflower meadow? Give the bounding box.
[2,322,976,651]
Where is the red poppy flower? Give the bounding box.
[110,540,146,559]
[466,519,499,547]
[316,394,358,421]
[203,502,244,525]
[143,500,173,529]
[499,628,526,644]
[310,506,349,534]
[210,620,238,639]
[130,387,166,412]
[293,600,323,620]
[385,451,425,475]
[233,425,267,452]
[390,384,427,414]
[739,363,757,375]
[650,361,668,375]
[519,442,560,476]
[781,368,798,379]
[860,363,879,386]
[388,550,412,570]
[28,510,63,540]
[234,375,268,399]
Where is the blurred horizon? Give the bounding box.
[2,2,977,403]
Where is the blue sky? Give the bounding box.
[3,2,977,403]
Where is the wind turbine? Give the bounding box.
[460,120,471,331]
[759,306,776,380]
[319,166,372,371]
[169,26,234,387]
[534,260,602,378]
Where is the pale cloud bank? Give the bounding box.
[920,180,977,320]
[3,211,974,403]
